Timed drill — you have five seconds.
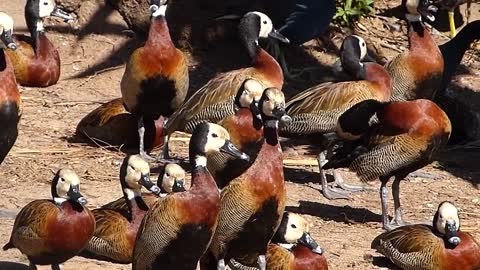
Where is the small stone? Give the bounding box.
[427,203,434,208]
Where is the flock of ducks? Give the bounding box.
[0,0,480,269]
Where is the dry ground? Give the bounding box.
[0,0,479,269]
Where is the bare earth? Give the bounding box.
[0,0,479,269]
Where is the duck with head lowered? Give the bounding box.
[5,0,73,87]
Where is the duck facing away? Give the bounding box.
[385,0,443,101]
[207,78,265,189]
[372,201,480,270]
[76,98,165,150]
[0,12,21,165]
[201,88,291,270]
[5,0,73,87]
[162,11,289,158]
[323,99,451,230]
[101,162,185,211]
[3,169,95,270]
[281,35,392,200]
[121,0,189,160]
[132,122,250,270]
[79,155,162,264]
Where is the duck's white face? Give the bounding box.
[283,213,310,243]
[161,163,185,192]
[248,11,274,38]
[239,79,264,108]
[125,155,151,190]
[38,0,56,18]
[261,88,285,117]
[0,12,14,35]
[55,169,81,199]
[352,35,367,61]
[204,123,231,154]
[436,202,460,234]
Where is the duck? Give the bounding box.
[121,0,189,160]
[385,0,444,101]
[78,155,162,264]
[281,35,392,200]
[4,0,73,87]
[162,11,289,158]
[372,201,480,270]
[0,12,21,165]
[201,88,291,270]
[76,98,165,150]
[438,20,480,96]
[207,78,265,189]
[322,99,451,230]
[3,168,95,270]
[229,212,327,270]
[101,162,185,211]
[132,122,250,270]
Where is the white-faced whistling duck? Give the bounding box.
[281,35,392,200]
[3,169,95,270]
[132,123,249,270]
[438,20,480,95]
[76,98,165,150]
[229,212,327,270]
[207,79,265,189]
[121,0,189,160]
[0,12,21,166]
[372,201,480,270]
[79,155,162,264]
[5,0,73,87]
[162,11,289,159]
[101,162,185,211]
[385,0,444,101]
[323,99,451,230]
[201,88,291,270]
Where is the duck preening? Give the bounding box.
[121,0,189,160]
[201,88,290,270]
[372,201,480,270]
[0,12,21,166]
[5,0,73,87]
[162,11,288,159]
[132,122,249,270]
[281,35,392,200]
[324,99,451,230]
[3,169,95,270]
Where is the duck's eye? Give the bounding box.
[291,224,296,229]
[60,178,65,182]
[212,133,218,138]
[263,20,267,24]
[43,1,48,5]
[165,173,170,177]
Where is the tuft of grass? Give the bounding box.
[334,0,375,26]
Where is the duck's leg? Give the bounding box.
[258,254,266,270]
[318,152,351,200]
[380,180,392,231]
[332,170,370,192]
[391,176,408,227]
[137,116,154,161]
[29,262,37,270]
[157,134,171,160]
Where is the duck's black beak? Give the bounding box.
[268,29,289,43]
[299,232,323,255]
[418,0,438,22]
[1,30,16,51]
[172,179,186,192]
[51,7,74,22]
[140,173,161,195]
[221,140,250,162]
[445,220,461,246]
[272,106,292,123]
[67,184,87,205]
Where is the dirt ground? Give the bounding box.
[0,0,479,269]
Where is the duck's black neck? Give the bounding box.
[245,40,259,64]
[25,16,43,50]
[440,21,480,92]
[341,51,365,80]
[0,50,6,72]
[264,119,279,145]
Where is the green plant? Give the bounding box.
[334,0,375,26]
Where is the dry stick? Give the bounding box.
[81,131,122,153]
[76,66,124,88]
